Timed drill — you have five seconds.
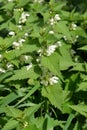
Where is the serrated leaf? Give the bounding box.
[54,21,72,42]
[75,27,87,38]
[42,84,63,111]
[58,44,74,70]
[41,52,63,80]
[72,63,87,72]
[69,104,87,117]
[5,65,39,82]
[17,0,30,7]
[2,119,18,130]
[76,82,87,91]
[5,106,22,118]
[3,44,39,60]
[23,125,40,130]
[23,103,41,120]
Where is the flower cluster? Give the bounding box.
[26,63,32,71]
[49,76,59,85]
[50,14,61,25]
[34,0,44,3]
[7,0,14,2]
[19,12,30,24]
[12,38,25,49]
[6,63,14,70]
[9,31,15,36]
[46,41,62,56]
[71,23,77,30]
[41,75,59,86]
[0,68,6,73]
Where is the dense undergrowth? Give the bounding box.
[0,0,87,130]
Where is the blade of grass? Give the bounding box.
[63,113,75,130]
[15,82,40,107]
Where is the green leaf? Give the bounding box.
[5,65,39,82]
[54,21,72,42]
[58,44,74,70]
[23,125,41,130]
[2,119,18,130]
[76,82,87,91]
[41,52,63,80]
[42,84,63,111]
[3,44,39,60]
[69,104,87,117]
[17,0,30,7]
[2,3,14,10]
[0,92,19,107]
[72,63,87,72]
[5,106,22,118]
[78,45,87,51]
[23,103,41,120]
[0,71,13,83]
[75,27,87,38]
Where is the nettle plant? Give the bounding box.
[0,0,87,130]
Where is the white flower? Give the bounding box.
[24,33,28,38]
[24,55,30,61]
[12,38,25,48]
[54,14,61,21]
[49,76,59,85]
[7,0,13,2]
[56,41,62,47]
[24,121,28,128]
[50,18,55,25]
[19,12,30,24]
[34,0,44,3]
[0,68,6,73]
[12,41,20,48]
[9,31,15,36]
[0,54,2,59]
[6,63,13,70]
[49,30,54,34]
[26,63,32,70]
[41,80,48,86]
[71,23,77,30]
[63,36,67,41]
[17,25,22,30]
[19,38,25,44]
[46,44,58,56]
[37,49,42,56]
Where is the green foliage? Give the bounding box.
[0,0,87,130]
